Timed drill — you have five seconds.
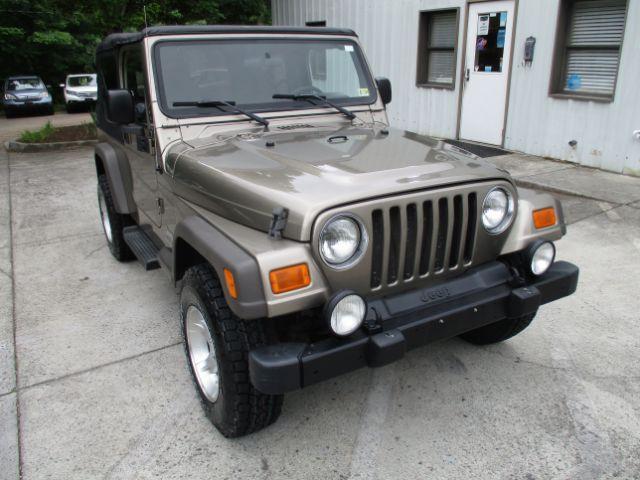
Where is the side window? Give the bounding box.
[416,9,459,88]
[96,51,120,133]
[122,47,147,122]
[551,0,627,100]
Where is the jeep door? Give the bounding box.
[120,45,161,227]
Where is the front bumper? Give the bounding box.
[4,98,52,111]
[249,261,579,394]
[66,95,96,104]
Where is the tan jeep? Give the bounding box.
[93,26,578,437]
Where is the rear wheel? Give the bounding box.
[180,264,283,437]
[97,175,134,261]
[459,313,537,345]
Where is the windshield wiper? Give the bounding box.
[172,100,269,128]
[272,94,356,120]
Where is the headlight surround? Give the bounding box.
[482,187,515,234]
[319,214,367,268]
[3,93,17,100]
[37,91,49,99]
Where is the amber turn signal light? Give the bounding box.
[223,268,238,299]
[270,263,311,294]
[533,207,557,229]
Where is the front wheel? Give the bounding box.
[180,264,283,437]
[459,312,537,345]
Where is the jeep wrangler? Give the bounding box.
[93,26,579,437]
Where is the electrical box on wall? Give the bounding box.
[524,36,536,65]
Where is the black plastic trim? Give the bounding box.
[173,216,268,319]
[249,261,579,394]
[97,25,358,52]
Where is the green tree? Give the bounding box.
[0,0,271,95]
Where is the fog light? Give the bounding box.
[324,291,366,337]
[528,241,555,276]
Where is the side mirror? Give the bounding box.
[106,89,134,124]
[376,77,392,105]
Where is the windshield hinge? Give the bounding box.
[268,207,289,239]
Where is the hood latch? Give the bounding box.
[268,207,289,239]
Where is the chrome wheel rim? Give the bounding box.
[98,188,113,243]
[185,305,220,403]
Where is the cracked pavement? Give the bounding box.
[1,115,639,479]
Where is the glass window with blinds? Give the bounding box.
[554,0,627,99]
[417,9,459,88]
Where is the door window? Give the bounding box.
[122,48,147,122]
[474,11,508,73]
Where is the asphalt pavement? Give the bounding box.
[0,119,639,479]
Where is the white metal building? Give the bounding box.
[272,0,640,176]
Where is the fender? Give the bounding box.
[173,215,268,320]
[501,187,566,255]
[94,142,137,214]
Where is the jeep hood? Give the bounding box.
[168,125,512,241]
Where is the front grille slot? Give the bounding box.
[403,204,418,280]
[369,190,480,290]
[387,206,401,284]
[418,201,433,276]
[370,209,384,288]
[434,198,449,271]
[464,193,477,263]
[449,195,463,268]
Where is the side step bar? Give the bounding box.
[123,225,160,271]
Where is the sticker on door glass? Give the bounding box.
[358,87,370,96]
[478,15,490,35]
[344,45,354,52]
[474,11,507,73]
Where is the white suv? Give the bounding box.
[60,74,97,112]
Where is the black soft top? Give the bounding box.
[96,25,357,53]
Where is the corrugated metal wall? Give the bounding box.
[505,0,640,175]
[272,0,640,175]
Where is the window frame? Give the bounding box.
[549,0,629,103]
[416,7,460,90]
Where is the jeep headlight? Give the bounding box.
[319,215,367,268]
[482,187,515,234]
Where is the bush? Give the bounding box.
[18,122,97,143]
[19,121,55,143]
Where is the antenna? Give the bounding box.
[143,4,148,28]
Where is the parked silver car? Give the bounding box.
[3,76,53,117]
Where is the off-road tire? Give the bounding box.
[180,264,283,437]
[459,312,537,345]
[97,174,134,261]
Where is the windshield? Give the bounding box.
[67,75,96,87]
[6,78,44,91]
[154,38,376,118]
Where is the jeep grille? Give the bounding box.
[369,193,478,289]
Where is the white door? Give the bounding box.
[459,0,515,145]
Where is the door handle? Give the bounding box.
[465,68,470,82]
